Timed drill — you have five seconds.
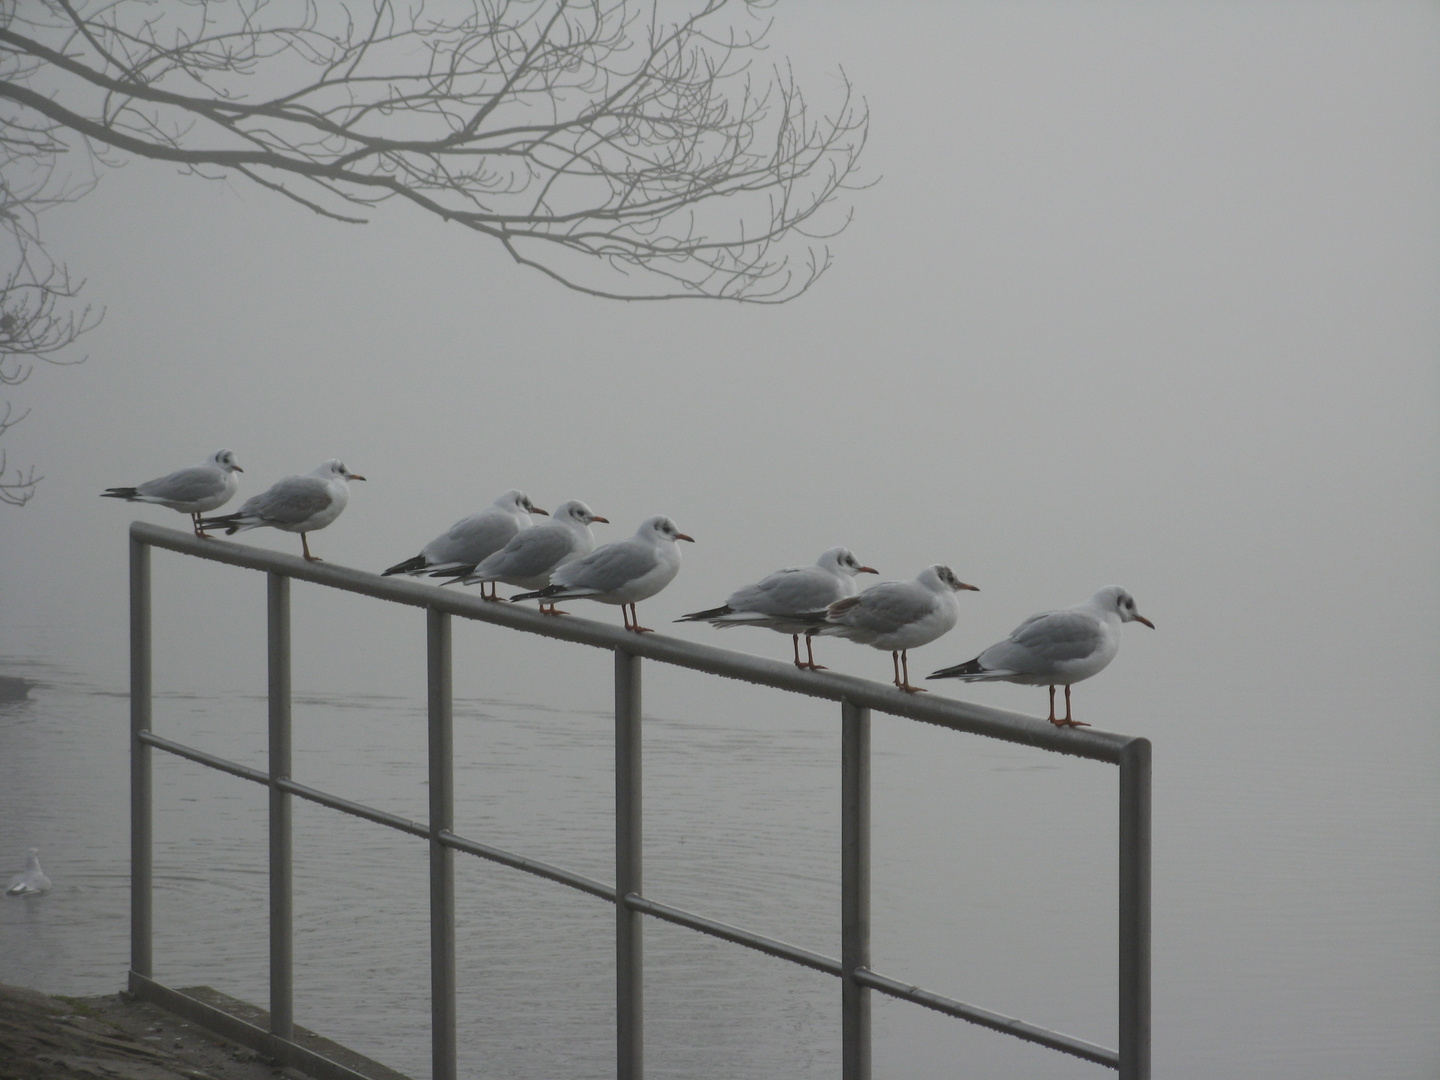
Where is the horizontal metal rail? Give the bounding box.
[129,521,1131,764]
[852,968,1119,1067]
[623,893,842,976]
[129,522,1149,1079]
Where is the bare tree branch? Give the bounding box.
[0,0,869,302]
[0,61,103,506]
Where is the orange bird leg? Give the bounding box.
[301,533,321,562]
[628,603,654,633]
[897,650,926,694]
[804,636,826,671]
[1056,684,1090,728]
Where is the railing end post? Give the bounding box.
[1118,737,1151,1079]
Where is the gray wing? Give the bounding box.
[730,566,842,615]
[425,508,516,564]
[244,476,332,525]
[989,609,1106,669]
[138,465,224,503]
[830,582,930,636]
[474,524,574,579]
[553,539,653,593]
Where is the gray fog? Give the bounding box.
[2,3,1436,1078]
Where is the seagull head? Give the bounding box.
[210,449,243,473]
[555,499,607,525]
[316,459,365,482]
[922,565,979,594]
[641,515,694,544]
[495,489,545,515]
[819,546,877,577]
[1096,586,1155,628]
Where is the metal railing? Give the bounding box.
[127,521,1150,1080]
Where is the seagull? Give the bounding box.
[384,489,546,598]
[808,565,978,692]
[927,586,1155,727]
[460,499,608,611]
[677,547,878,669]
[102,449,244,537]
[6,848,51,897]
[199,459,365,562]
[510,515,694,632]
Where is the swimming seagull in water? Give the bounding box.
[199,459,365,562]
[677,547,878,669]
[928,586,1155,727]
[102,449,244,537]
[510,515,694,632]
[458,499,607,611]
[384,489,546,598]
[6,848,51,897]
[807,565,978,692]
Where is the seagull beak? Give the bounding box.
[530,506,549,516]
[591,515,610,524]
[957,582,980,591]
[676,533,695,543]
[234,466,244,472]
[858,566,878,574]
[1134,614,1155,629]
[349,474,367,482]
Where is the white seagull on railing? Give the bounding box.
[807,565,979,692]
[677,547,878,669]
[928,586,1155,727]
[102,449,244,537]
[199,459,365,562]
[459,499,608,610]
[384,489,546,597]
[510,515,694,632]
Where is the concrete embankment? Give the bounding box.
[0,983,309,1080]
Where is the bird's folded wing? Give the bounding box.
[832,584,923,633]
[443,509,505,544]
[554,540,649,591]
[248,478,332,524]
[1007,610,1104,662]
[733,568,829,614]
[139,465,222,502]
[479,527,572,577]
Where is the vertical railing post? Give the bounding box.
[841,699,872,1080]
[615,649,643,1080]
[428,608,457,1080]
[129,534,153,983]
[267,572,294,1042]
[1118,737,1151,1080]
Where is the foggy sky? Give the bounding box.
[1,3,1436,1076]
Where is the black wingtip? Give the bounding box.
[676,605,733,622]
[511,584,566,602]
[197,514,241,536]
[382,555,429,577]
[927,658,985,680]
[101,488,139,500]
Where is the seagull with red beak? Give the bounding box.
[677,546,878,669]
[511,515,694,632]
[807,565,980,692]
[928,586,1155,727]
[199,459,364,562]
